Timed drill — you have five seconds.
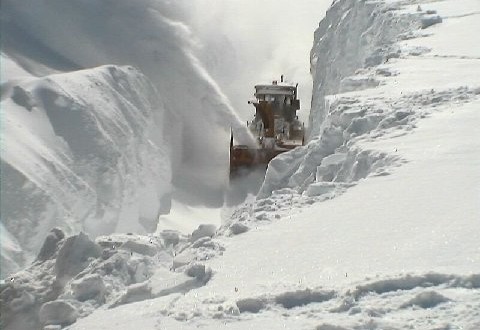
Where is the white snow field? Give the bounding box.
[2,0,480,329]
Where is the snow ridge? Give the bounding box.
[308,0,420,138]
[1,66,171,277]
[1,0,255,276]
[0,226,219,329]
[258,0,478,199]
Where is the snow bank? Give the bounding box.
[1,0,256,275]
[0,225,217,329]
[259,0,410,197]
[310,0,406,137]
[258,0,476,198]
[2,0,254,193]
[39,300,78,327]
[1,65,171,277]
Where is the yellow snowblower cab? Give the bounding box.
[230,75,305,177]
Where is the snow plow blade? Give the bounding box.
[229,139,283,178]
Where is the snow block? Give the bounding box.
[11,86,35,111]
[229,222,249,235]
[353,273,454,299]
[339,76,380,93]
[190,224,216,242]
[306,182,338,197]
[316,325,349,330]
[459,274,480,289]
[71,274,106,302]
[401,291,450,309]
[274,289,335,309]
[160,230,180,246]
[421,15,442,29]
[185,263,206,280]
[112,282,152,307]
[236,298,266,313]
[191,237,216,249]
[36,228,65,262]
[120,240,157,257]
[9,290,35,313]
[172,251,194,269]
[39,300,78,327]
[55,233,101,282]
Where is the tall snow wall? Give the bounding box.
[1,0,253,196]
[258,0,422,198]
[1,65,171,277]
[309,0,421,138]
[1,0,253,277]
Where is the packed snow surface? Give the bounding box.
[2,0,480,329]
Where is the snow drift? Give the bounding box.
[1,0,254,276]
[1,65,171,277]
[258,0,445,198]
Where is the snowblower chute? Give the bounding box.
[230,76,305,177]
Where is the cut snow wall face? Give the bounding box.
[0,0,256,275]
[258,0,424,198]
[1,0,254,205]
[309,0,420,138]
[0,65,171,277]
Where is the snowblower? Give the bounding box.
[230,76,305,178]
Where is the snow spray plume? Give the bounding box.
[177,0,332,122]
[2,0,255,206]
